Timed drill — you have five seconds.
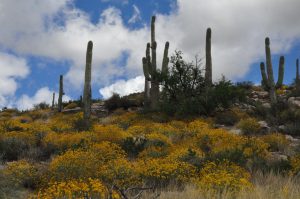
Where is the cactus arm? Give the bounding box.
[143,57,150,80]
[145,43,152,76]
[260,62,268,88]
[276,56,284,88]
[161,41,170,75]
[205,28,212,86]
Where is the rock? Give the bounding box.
[62,107,81,113]
[256,91,269,99]
[285,135,300,143]
[267,152,288,162]
[262,103,271,109]
[278,125,286,131]
[288,97,300,108]
[258,120,271,133]
[229,128,242,135]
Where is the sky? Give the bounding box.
[0,0,300,110]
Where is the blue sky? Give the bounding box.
[0,0,300,109]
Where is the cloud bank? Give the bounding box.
[0,0,300,104]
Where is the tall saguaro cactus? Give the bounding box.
[260,37,285,104]
[83,41,93,126]
[296,59,300,92]
[58,75,64,112]
[142,16,170,110]
[52,92,55,110]
[205,28,212,86]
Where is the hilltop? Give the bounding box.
[0,84,300,198]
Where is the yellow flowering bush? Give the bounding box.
[48,113,82,132]
[90,141,126,162]
[138,146,170,159]
[42,132,91,153]
[138,158,196,186]
[93,124,131,143]
[49,149,99,181]
[3,160,39,188]
[290,155,300,175]
[98,158,141,188]
[48,142,127,182]
[35,178,111,199]
[237,118,261,135]
[260,133,289,152]
[195,160,252,191]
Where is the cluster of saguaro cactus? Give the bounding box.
[58,75,64,112]
[260,37,285,104]
[142,16,170,110]
[205,28,212,86]
[83,41,93,126]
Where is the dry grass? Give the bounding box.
[142,172,300,199]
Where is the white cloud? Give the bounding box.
[101,0,129,4]
[99,76,144,99]
[154,0,300,80]
[128,5,141,24]
[16,87,71,111]
[0,52,30,106]
[1,0,300,104]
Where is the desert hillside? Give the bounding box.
[0,88,300,199]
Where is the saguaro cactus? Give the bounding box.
[205,28,212,86]
[58,75,64,112]
[142,16,170,110]
[260,37,285,104]
[52,92,55,110]
[83,41,93,126]
[296,59,300,92]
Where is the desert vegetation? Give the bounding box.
[0,15,300,199]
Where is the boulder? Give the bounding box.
[288,97,300,108]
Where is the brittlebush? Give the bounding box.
[137,158,196,186]
[34,178,117,199]
[194,160,252,192]
[290,155,300,175]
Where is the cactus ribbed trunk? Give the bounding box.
[162,42,170,75]
[150,16,159,110]
[205,28,212,86]
[265,38,275,88]
[58,75,64,112]
[260,62,268,89]
[276,56,285,88]
[265,38,277,104]
[83,41,93,126]
[296,59,300,92]
[52,92,55,110]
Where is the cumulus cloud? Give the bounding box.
[0,52,29,106]
[16,87,71,111]
[1,0,300,105]
[99,76,144,99]
[128,5,141,24]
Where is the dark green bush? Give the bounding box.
[214,111,240,126]
[160,51,247,116]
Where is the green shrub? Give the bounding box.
[160,51,247,116]
[0,138,29,161]
[214,111,240,126]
